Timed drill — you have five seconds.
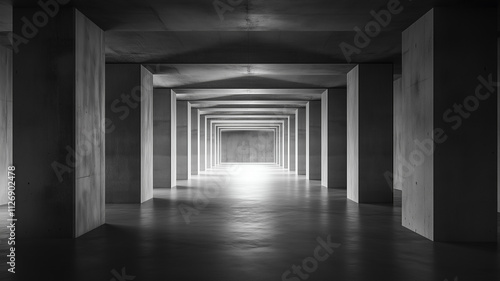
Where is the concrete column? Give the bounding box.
[106,64,153,204]
[297,108,307,175]
[0,46,12,206]
[191,108,198,176]
[307,101,322,180]
[289,113,296,172]
[153,89,176,188]
[284,117,289,169]
[176,101,191,180]
[347,64,393,204]
[393,77,403,191]
[200,115,206,172]
[322,89,347,188]
[14,9,105,238]
[212,121,216,167]
[401,8,497,241]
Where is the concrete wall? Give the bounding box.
[0,46,12,206]
[347,64,393,203]
[297,108,307,175]
[14,9,104,238]
[153,89,176,187]
[191,108,198,175]
[307,101,322,180]
[176,101,190,179]
[200,115,206,171]
[393,77,403,191]
[402,9,497,241]
[106,64,153,203]
[74,11,106,237]
[220,130,275,163]
[322,89,347,188]
[140,67,153,202]
[289,114,296,172]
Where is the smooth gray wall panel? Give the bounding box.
[153,89,175,187]
[0,46,12,206]
[403,9,497,241]
[393,77,403,191]
[322,89,347,188]
[74,10,105,237]
[221,130,275,163]
[191,108,198,175]
[14,8,104,238]
[140,67,153,202]
[297,108,307,175]
[176,101,190,179]
[106,64,153,203]
[307,101,322,180]
[347,64,393,203]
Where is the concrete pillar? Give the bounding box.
[284,117,289,169]
[106,64,153,203]
[321,89,347,188]
[347,64,393,204]
[200,115,206,171]
[289,113,296,172]
[401,8,497,241]
[307,101,322,180]
[0,46,12,206]
[211,121,216,167]
[176,101,191,180]
[14,9,105,238]
[153,89,176,188]
[191,108,198,176]
[297,108,307,175]
[393,77,403,191]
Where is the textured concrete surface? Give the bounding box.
[0,46,11,206]
[199,115,206,171]
[74,10,106,237]
[322,89,347,188]
[403,9,497,242]
[297,108,307,175]
[401,10,434,240]
[153,89,176,188]
[289,113,297,172]
[393,77,403,191]
[284,117,289,169]
[191,108,199,175]
[307,101,322,180]
[347,64,393,204]
[106,64,153,203]
[2,167,499,281]
[176,101,191,180]
[14,8,104,238]
[141,67,154,202]
[220,130,275,163]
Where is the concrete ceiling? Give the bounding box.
[1,0,497,99]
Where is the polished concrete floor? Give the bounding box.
[0,164,499,281]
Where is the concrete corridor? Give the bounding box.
[1,165,499,281]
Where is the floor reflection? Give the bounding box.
[0,164,498,281]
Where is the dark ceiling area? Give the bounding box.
[0,0,498,93]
